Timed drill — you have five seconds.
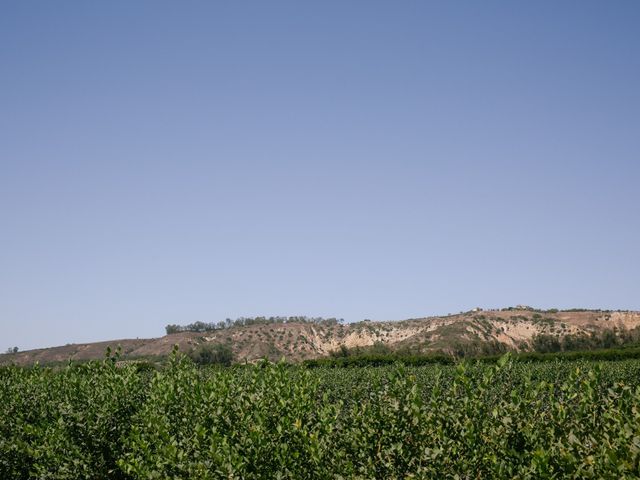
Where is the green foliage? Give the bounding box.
[189,343,234,366]
[164,324,182,334]
[531,333,563,353]
[306,352,454,367]
[493,346,640,363]
[531,327,640,354]
[3,356,640,478]
[0,359,146,478]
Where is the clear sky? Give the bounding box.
[1,1,639,351]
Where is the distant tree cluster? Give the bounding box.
[500,306,631,314]
[166,316,344,335]
[531,327,640,354]
[4,347,18,354]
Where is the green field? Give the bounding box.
[2,355,640,479]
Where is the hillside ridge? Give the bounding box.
[4,308,640,365]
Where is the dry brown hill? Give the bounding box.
[3,308,640,366]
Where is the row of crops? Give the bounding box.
[2,355,640,479]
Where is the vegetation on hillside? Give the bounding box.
[5,309,640,367]
[530,326,640,353]
[165,316,343,334]
[304,327,640,367]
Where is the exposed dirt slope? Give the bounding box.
[3,309,640,365]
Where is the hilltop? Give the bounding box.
[3,308,640,366]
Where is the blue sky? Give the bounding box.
[1,1,639,350]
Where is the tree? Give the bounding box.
[165,324,182,334]
[5,346,18,354]
[531,334,562,353]
[330,344,350,358]
[190,343,233,366]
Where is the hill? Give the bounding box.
[3,308,640,366]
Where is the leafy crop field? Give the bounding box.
[2,355,640,479]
